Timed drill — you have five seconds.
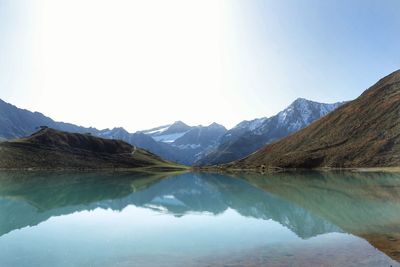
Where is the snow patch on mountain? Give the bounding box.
[144,126,170,135]
[153,132,189,143]
[236,117,267,131]
[175,144,202,150]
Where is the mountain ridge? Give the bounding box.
[0,97,344,166]
[228,69,400,169]
[0,99,226,165]
[196,98,345,166]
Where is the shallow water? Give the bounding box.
[0,171,400,266]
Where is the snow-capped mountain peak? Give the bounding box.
[140,121,191,143]
[196,98,345,166]
[274,98,343,132]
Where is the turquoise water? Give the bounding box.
[0,171,400,266]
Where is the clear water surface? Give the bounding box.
[0,171,400,267]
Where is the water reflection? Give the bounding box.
[0,171,400,266]
[0,171,340,239]
[239,171,400,261]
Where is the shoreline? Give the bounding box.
[0,166,189,173]
[193,166,400,174]
[1,165,399,174]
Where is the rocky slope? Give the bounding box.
[230,70,400,169]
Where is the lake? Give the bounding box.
[0,171,400,267]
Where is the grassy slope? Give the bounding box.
[229,70,400,169]
[0,128,187,171]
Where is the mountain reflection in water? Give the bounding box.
[0,171,399,267]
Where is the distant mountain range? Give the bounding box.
[229,70,400,169]
[139,121,227,165]
[0,97,344,165]
[0,99,227,165]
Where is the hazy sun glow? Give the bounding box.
[28,0,231,131]
[1,0,399,131]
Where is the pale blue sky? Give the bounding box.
[0,0,399,131]
[227,0,400,104]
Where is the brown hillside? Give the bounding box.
[230,70,400,169]
[0,128,183,170]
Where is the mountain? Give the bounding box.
[0,100,227,165]
[136,121,226,165]
[0,128,183,170]
[166,123,227,165]
[94,122,227,165]
[97,127,132,141]
[128,132,178,160]
[173,122,226,148]
[0,97,344,166]
[0,99,98,139]
[141,121,192,143]
[197,98,344,166]
[0,99,177,161]
[229,70,400,169]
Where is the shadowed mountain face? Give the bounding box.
[0,128,180,170]
[231,70,400,169]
